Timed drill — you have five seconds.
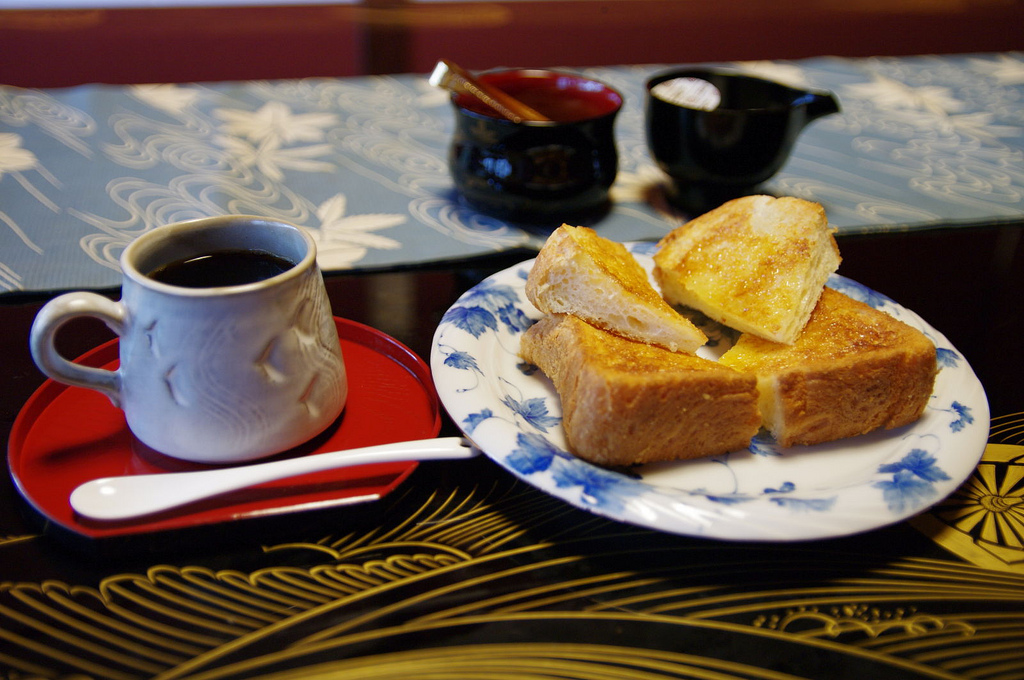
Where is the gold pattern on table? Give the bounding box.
[912,413,1024,573]
[2,470,1024,680]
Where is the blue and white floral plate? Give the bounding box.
[430,243,989,541]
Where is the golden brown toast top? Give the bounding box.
[527,225,706,353]
[721,287,936,371]
[568,225,664,307]
[653,195,840,344]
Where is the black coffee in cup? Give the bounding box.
[147,249,295,288]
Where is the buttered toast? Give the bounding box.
[654,195,841,345]
[520,313,760,466]
[527,225,706,354]
[719,287,937,447]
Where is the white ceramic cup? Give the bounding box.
[30,215,347,464]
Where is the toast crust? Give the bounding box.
[653,195,841,344]
[720,287,938,447]
[521,314,760,466]
[527,225,706,353]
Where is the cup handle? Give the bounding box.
[30,292,127,407]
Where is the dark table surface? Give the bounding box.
[2,224,1023,680]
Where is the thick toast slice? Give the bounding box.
[653,195,841,344]
[719,287,937,447]
[527,225,706,354]
[521,313,760,466]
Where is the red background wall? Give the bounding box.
[1,0,1022,87]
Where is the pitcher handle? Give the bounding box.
[30,292,127,407]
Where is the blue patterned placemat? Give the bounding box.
[1,53,1021,295]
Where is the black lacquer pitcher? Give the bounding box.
[645,68,840,213]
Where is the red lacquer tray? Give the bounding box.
[8,317,441,539]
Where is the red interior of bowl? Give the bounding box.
[456,69,623,122]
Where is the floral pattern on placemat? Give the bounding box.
[1,53,1023,294]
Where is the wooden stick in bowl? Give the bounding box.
[429,60,551,123]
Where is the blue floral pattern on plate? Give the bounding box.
[430,244,989,541]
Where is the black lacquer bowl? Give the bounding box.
[448,69,623,223]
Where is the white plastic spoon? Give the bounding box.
[70,437,476,521]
